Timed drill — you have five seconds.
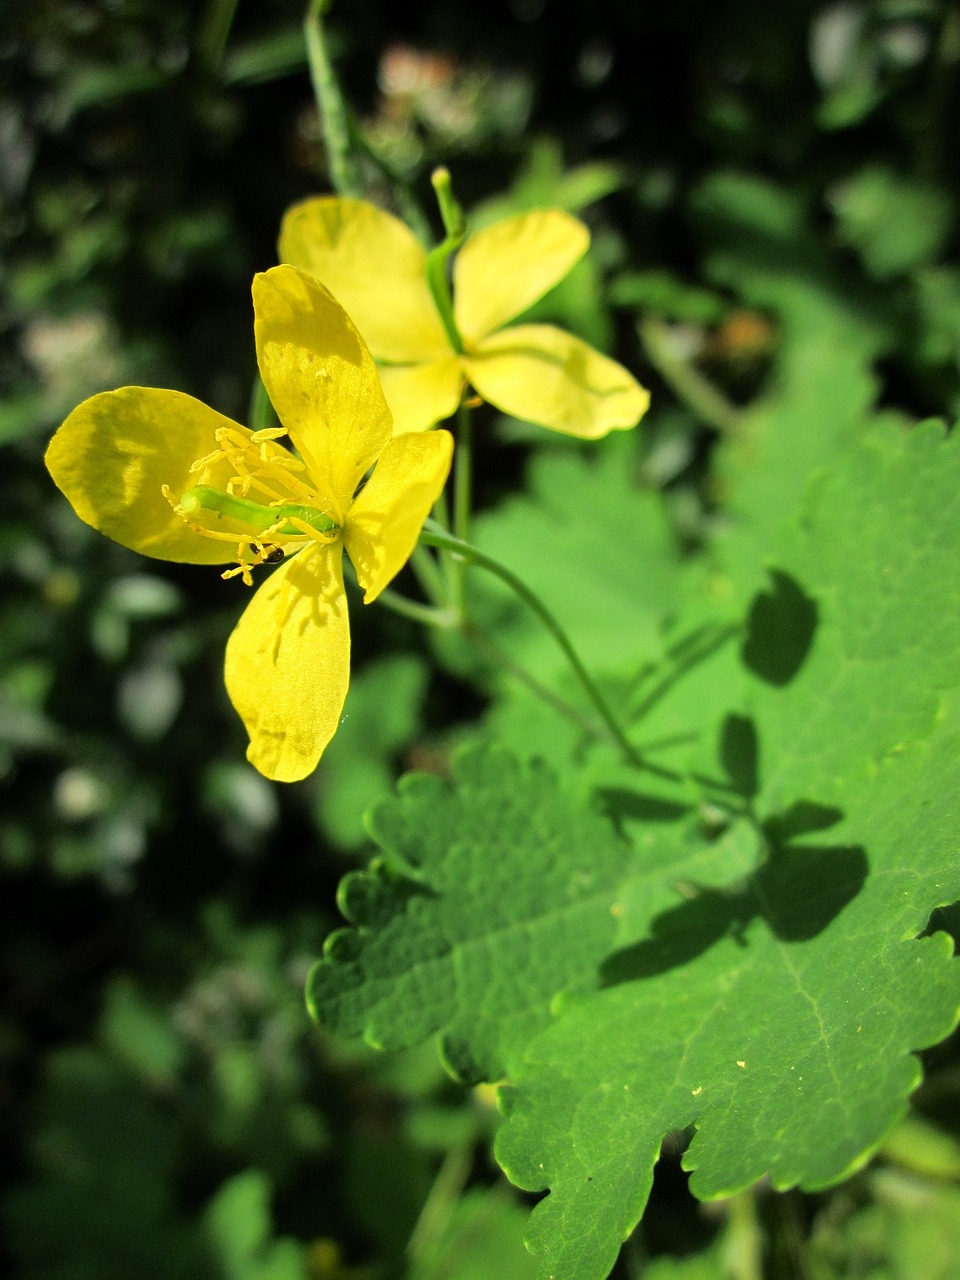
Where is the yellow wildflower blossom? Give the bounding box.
[45,265,453,782]
[279,196,650,437]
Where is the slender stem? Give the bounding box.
[375,588,456,629]
[449,399,473,619]
[410,544,449,609]
[454,400,473,545]
[303,0,360,196]
[639,316,743,435]
[196,0,240,73]
[464,623,604,742]
[342,554,452,628]
[432,488,452,532]
[420,523,645,770]
[347,118,432,242]
[406,1144,473,1265]
[722,1190,764,1280]
[431,488,461,609]
[432,166,466,240]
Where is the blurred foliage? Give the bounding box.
[2,0,959,1278]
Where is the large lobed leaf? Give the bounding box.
[310,420,960,1280]
[495,420,960,1279]
[307,746,636,1083]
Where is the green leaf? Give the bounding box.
[406,1187,539,1280]
[100,976,186,1087]
[312,655,429,851]
[4,1047,202,1275]
[609,270,726,325]
[493,421,960,1280]
[469,136,623,225]
[829,166,954,280]
[220,28,310,87]
[307,745,636,1083]
[468,435,682,681]
[691,174,904,596]
[811,1168,960,1280]
[205,1170,309,1280]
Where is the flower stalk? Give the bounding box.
[303,0,361,197]
[420,521,647,771]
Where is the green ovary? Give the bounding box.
[180,485,339,538]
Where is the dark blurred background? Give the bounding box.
[2,2,959,1277]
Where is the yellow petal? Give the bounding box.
[45,386,246,564]
[465,324,650,439]
[253,266,393,523]
[377,357,463,435]
[278,196,451,362]
[224,542,350,782]
[344,429,454,603]
[454,210,589,344]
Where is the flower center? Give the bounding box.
[166,426,340,585]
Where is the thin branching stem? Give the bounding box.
[639,315,743,435]
[303,0,360,196]
[375,588,457,629]
[420,522,647,771]
[406,1144,473,1265]
[409,545,449,610]
[463,622,605,741]
[448,398,474,619]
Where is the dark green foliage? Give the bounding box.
[3,2,960,1279]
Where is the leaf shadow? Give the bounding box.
[601,710,867,986]
[600,822,867,985]
[597,788,693,829]
[741,568,817,687]
[629,621,741,725]
[597,566,867,985]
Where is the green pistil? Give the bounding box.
[181,485,338,536]
[425,167,466,356]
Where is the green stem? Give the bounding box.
[196,0,240,73]
[464,622,604,741]
[722,1190,764,1280]
[347,119,432,242]
[420,523,645,770]
[431,487,460,609]
[376,588,456,629]
[406,1144,473,1265]
[410,544,449,609]
[342,554,452,627]
[639,315,743,435]
[449,399,473,619]
[303,0,360,196]
[454,399,473,545]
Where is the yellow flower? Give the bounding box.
[45,265,453,782]
[279,196,650,438]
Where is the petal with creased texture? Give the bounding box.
[465,324,650,439]
[279,196,451,363]
[45,386,245,564]
[345,429,454,603]
[378,357,463,436]
[454,210,589,344]
[225,542,350,782]
[253,266,393,523]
